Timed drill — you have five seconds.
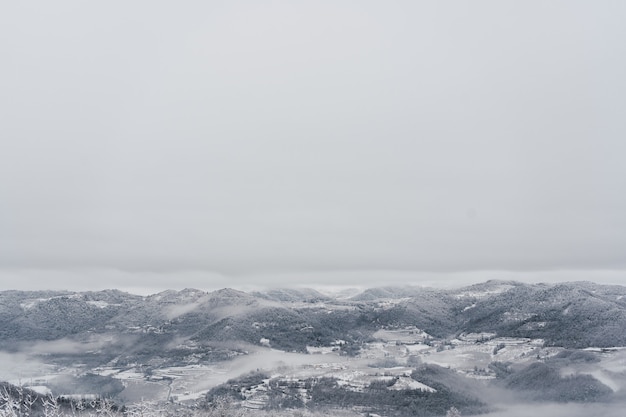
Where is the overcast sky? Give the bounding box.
[1,1,625,293]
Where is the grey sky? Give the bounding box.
[1,1,625,292]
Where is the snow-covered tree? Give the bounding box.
[446,406,461,417]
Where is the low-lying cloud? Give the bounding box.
[1,267,625,294]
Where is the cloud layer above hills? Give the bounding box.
[1,1,625,289]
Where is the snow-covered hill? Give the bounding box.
[1,280,625,415]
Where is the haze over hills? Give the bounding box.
[1,280,626,416]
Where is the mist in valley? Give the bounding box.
[482,402,626,417]
[0,351,52,383]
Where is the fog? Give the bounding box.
[167,348,626,416]
[188,347,352,393]
[0,351,52,383]
[483,402,626,417]
[22,334,125,356]
[165,302,204,320]
[2,267,626,295]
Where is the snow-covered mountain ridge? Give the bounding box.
[2,280,626,350]
[1,280,625,416]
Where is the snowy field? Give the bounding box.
[2,326,626,411]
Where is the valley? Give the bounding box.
[1,280,626,416]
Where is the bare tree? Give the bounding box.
[42,394,63,417]
[1,385,37,417]
[204,398,246,417]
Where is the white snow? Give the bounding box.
[26,385,52,395]
[94,368,120,376]
[306,346,336,354]
[390,377,436,392]
[115,369,145,380]
[20,298,50,309]
[405,344,430,353]
[86,300,110,308]
[454,285,515,299]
